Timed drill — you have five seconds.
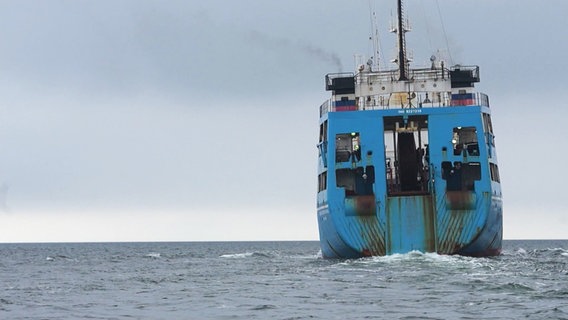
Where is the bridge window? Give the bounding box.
[483,113,496,147]
[319,120,328,143]
[490,163,500,182]
[483,113,493,134]
[452,127,479,156]
[335,132,361,163]
[318,172,327,192]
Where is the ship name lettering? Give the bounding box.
[397,109,423,114]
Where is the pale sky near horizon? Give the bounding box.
[0,0,567,242]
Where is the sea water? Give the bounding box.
[0,240,567,319]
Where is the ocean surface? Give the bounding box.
[0,240,567,320]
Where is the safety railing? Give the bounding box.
[320,91,489,116]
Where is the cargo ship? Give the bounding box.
[316,0,502,258]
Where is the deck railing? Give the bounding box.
[356,67,449,85]
[320,91,489,116]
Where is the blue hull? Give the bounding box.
[316,105,503,258]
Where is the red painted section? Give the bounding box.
[335,105,357,111]
[451,99,475,106]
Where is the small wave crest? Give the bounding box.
[144,253,161,258]
[220,252,254,259]
[45,255,74,261]
[219,252,274,259]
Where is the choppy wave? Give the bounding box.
[0,240,566,320]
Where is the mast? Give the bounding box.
[368,0,381,71]
[396,0,408,81]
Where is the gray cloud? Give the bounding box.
[0,0,567,241]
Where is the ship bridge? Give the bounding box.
[321,65,489,116]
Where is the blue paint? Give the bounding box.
[386,196,436,254]
[317,102,503,258]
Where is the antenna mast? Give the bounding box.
[368,0,381,71]
[396,0,408,81]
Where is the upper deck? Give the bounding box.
[320,65,489,118]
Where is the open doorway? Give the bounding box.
[384,116,430,195]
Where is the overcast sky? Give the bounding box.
[0,0,567,242]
